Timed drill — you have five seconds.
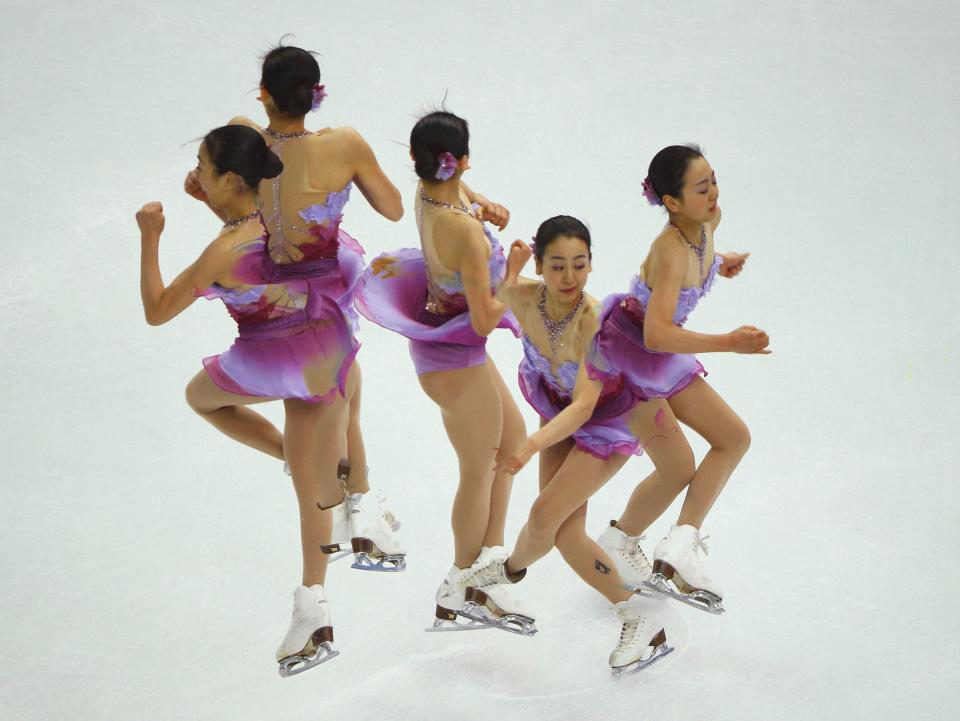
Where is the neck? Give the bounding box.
[266,111,307,135]
[668,214,703,246]
[219,194,259,222]
[421,178,463,205]
[543,287,581,320]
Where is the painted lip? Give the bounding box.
[559,287,579,294]
[708,204,717,212]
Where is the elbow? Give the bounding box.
[470,315,496,337]
[144,308,167,326]
[643,326,666,352]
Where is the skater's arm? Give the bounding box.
[452,217,508,336]
[644,239,745,354]
[497,240,538,305]
[137,202,233,326]
[342,127,404,221]
[496,314,603,475]
[461,180,509,231]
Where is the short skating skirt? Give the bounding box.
[203,291,359,404]
[355,247,519,375]
[585,293,705,400]
[518,357,645,460]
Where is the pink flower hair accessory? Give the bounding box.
[641,177,662,206]
[311,84,327,112]
[435,152,458,181]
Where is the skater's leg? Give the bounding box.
[419,361,503,569]
[609,399,697,536]
[343,362,370,495]
[555,501,632,604]
[507,449,628,573]
[484,358,527,549]
[185,369,284,460]
[283,366,354,587]
[667,377,750,528]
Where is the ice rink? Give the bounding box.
[2,1,958,719]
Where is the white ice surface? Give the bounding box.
[1,1,958,720]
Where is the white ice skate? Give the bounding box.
[427,551,536,635]
[609,594,673,678]
[347,491,407,571]
[276,584,338,677]
[596,520,654,593]
[643,524,725,615]
[289,461,402,568]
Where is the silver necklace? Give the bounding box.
[222,210,261,229]
[420,189,470,214]
[670,223,706,275]
[538,285,584,355]
[263,127,311,140]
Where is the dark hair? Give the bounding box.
[203,125,283,191]
[410,111,470,180]
[260,44,320,118]
[645,144,704,205]
[533,215,592,261]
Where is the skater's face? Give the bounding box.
[663,156,719,222]
[536,235,591,303]
[196,143,238,209]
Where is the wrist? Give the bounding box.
[140,233,160,245]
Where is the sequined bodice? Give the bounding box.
[522,335,579,395]
[627,254,721,326]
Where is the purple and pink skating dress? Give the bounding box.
[197,208,360,403]
[585,253,722,399]
[356,211,519,375]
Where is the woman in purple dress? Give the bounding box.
[183,44,405,565]
[356,111,533,634]
[139,125,356,676]
[584,145,769,615]
[494,216,673,676]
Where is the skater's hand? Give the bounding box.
[495,440,536,475]
[719,252,749,278]
[136,201,165,240]
[183,169,209,203]
[473,201,510,231]
[370,255,398,279]
[506,239,533,276]
[727,325,771,354]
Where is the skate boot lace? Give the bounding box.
[616,617,647,651]
[621,534,651,572]
[691,533,711,556]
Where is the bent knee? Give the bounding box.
[716,421,751,457]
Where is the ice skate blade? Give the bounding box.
[425,605,492,632]
[643,573,724,615]
[623,581,657,598]
[461,594,537,636]
[320,543,352,563]
[350,551,407,572]
[611,641,674,679]
[277,642,339,677]
[349,539,406,572]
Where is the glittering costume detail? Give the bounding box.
[585,254,722,400]
[196,219,358,403]
[254,126,365,332]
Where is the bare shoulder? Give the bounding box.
[578,296,601,336]
[228,116,261,131]
[649,228,686,260]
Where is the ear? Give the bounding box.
[258,86,269,104]
[409,148,416,162]
[460,154,470,171]
[534,258,543,276]
[662,194,682,214]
